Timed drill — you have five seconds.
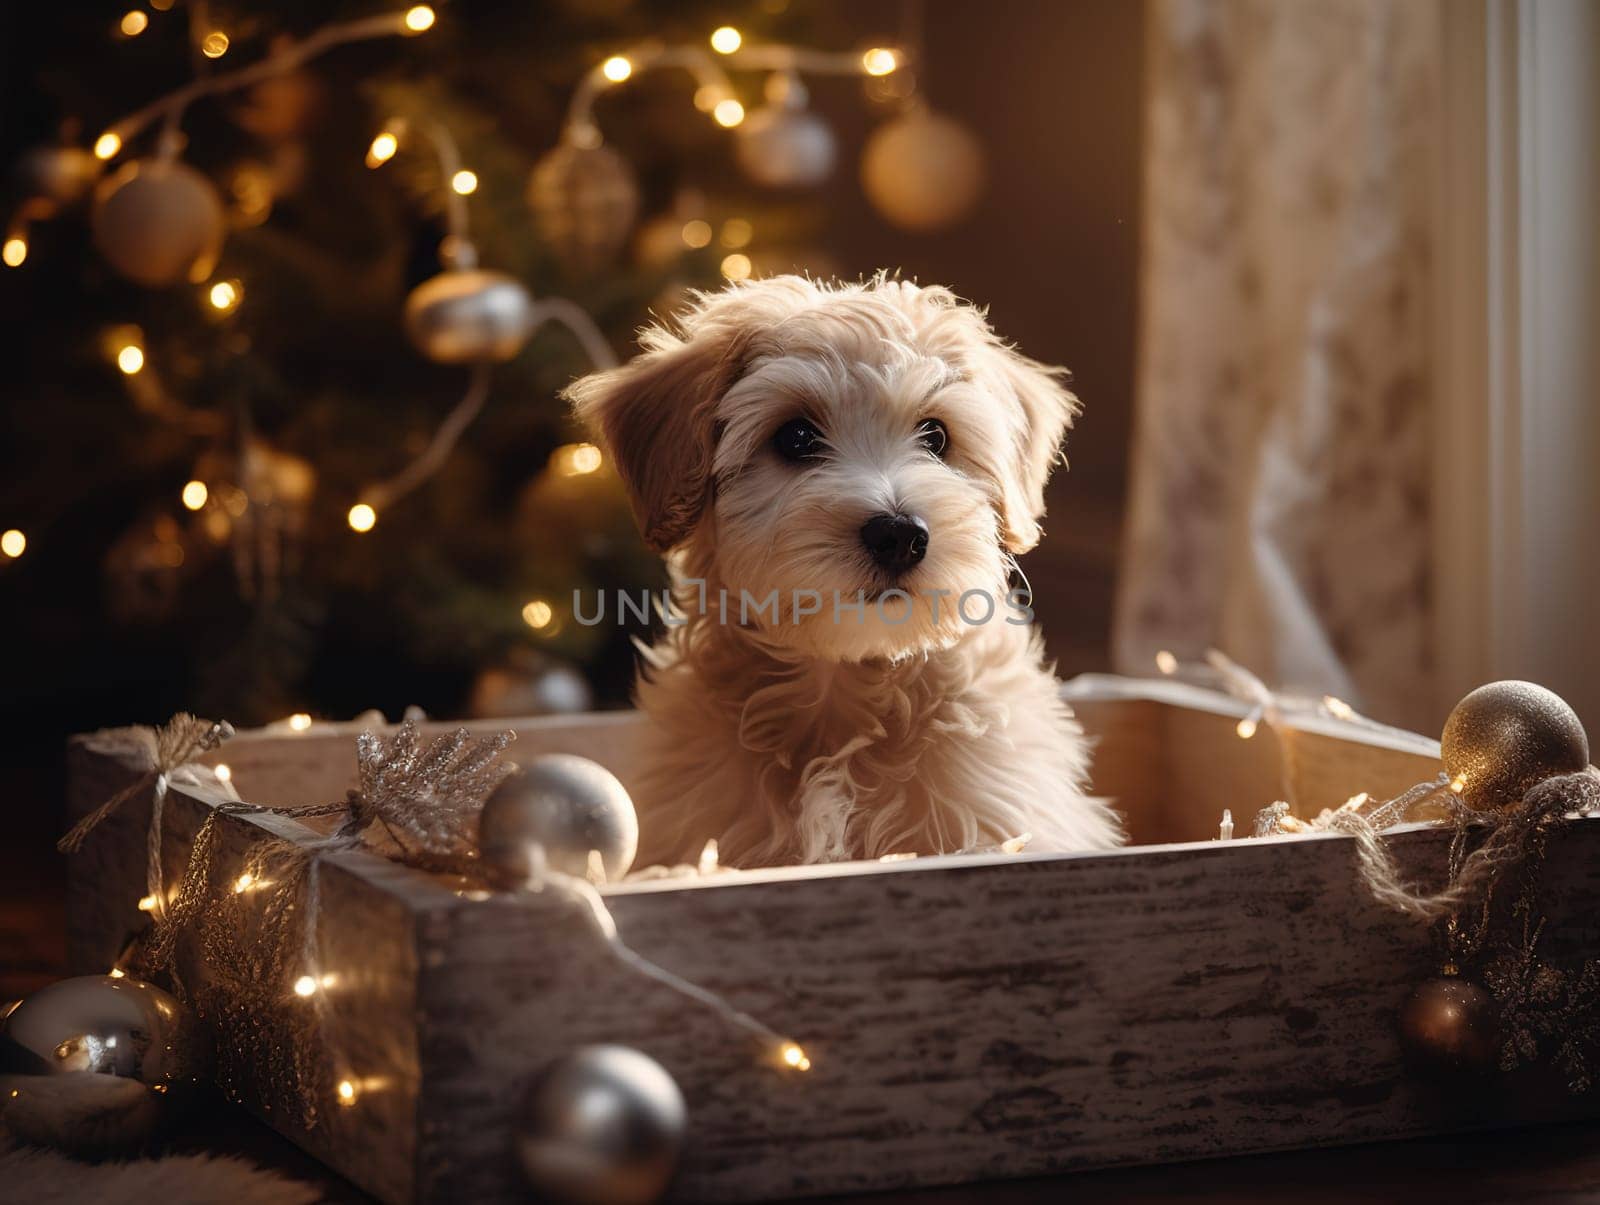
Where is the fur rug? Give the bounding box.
[2,1076,321,1205]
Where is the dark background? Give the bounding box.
[0,0,1143,993]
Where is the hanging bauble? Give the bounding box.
[1441,680,1589,811]
[479,753,638,885]
[1397,977,1498,1077]
[404,268,536,364]
[516,1045,686,1205]
[0,974,209,1155]
[468,654,594,719]
[527,143,639,277]
[861,108,985,232]
[14,145,101,207]
[736,106,837,189]
[91,159,225,287]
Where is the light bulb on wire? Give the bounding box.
[366,131,399,167]
[601,55,632,82]
[862,47,898,76]
[710,26,742,54]
[2,237,25,268]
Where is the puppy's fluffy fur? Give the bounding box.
[567,275,1121,867]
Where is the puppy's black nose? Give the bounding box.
[860,513,929,573]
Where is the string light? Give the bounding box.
[214,763,232,783]
[1450,773,1468,794]
[181,480,209,510]
[120,11,149,36]
[1323,695,1356,720]
[720,252,752,281]
[1154,649,1179,675]
[293,974,318,998]
[552,441,603,476]
[861,47,899,76]
[601,55,633,82]
[94,131,123,160]
[116,344,145,375]
[366,130,399,167]
[403,6,435,33]
[1235,716,1259,740]
[108,968,126,978]
[521,599,553,629]
[207,279,241,312]
[680,219,712,248]
[712,98,745,128]
[200,31,230,58]
[2,237,25,268]
[780,1041,812,1072]
[336,1079,359,1106]
[449,169,478,195]
[0,530,25,559]
[721,218,753,248]
[233,872,254,894]
[347,502,377,532]
[138,894,159,912]
[710,26,742,54]
[288,712,313,732]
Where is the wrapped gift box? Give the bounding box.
[64,675,1600,1202]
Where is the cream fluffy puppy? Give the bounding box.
[567,275,1121,868]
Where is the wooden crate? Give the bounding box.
[64,675,1600,1202]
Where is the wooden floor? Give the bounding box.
[7,749,1600,1202]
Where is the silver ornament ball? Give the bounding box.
[0,974,208,1154]
[15,145,101,207]
[527,143,640,277]
[736,105,837,189]
[479,753,638,883]
[91,159,225,287]
[516,1045,686,1205]
[1441,680,1589,810]
[404,268,536,363]
[861,108,986,232]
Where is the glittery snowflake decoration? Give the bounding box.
[1483,915,1600,1093]
[342,720,516,871]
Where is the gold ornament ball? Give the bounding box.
[516,1045,686,1205]
[1441,680,1589,810]
[15,145,101,207]
[1397,977,1498,1076]
[861,109,985,232]
[0,974,209,1154]
[736,105,837,189]
[91,159,225,287]
[404,268,537,364]
[479,753,638,884]
[527,143,639,277]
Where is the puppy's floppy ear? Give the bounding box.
[565,318,748,553]
[989,348,1081,553]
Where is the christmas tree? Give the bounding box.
[2,1,972,732]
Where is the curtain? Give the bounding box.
[1114,0,1440,728]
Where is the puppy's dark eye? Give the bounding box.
[917,418,949,458]
[773,417,823,463]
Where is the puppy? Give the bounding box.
[566,274,1121,868]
